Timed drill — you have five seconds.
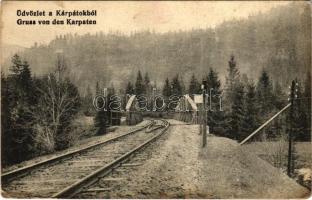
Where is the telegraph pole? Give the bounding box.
[153,87,156,111]
[202,80,207,147]
[287,80,297,177]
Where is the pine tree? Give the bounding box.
[10,54,23,75]
[255,70,276,139]
[126,81,134,95]
[225,55,240,99]
[241,74,250,89]
[227,83,245,140]
[20,61,33,95]
[272,81,286,139]
[273,81,286,110]
[6,55,36,163]
[134,70,146,110]
[241,81,259,139]
[188,74,201,95]
[293,80,309,141]
[224,55,240,114]
[205,68,223,133]
[95,81,101,95]
[1,74,13,165]
[81,85,93,116]
[256,70,274,117]
[303,71,311,140]
[180,76,186,94]
[171,74,183,96]
[206,68,221,94]
[144,72,153,110]
[144,72,151,93]
[162,78,171,97]
[224,55,242,138]
[135,70,145,95]
[162,78,171,111]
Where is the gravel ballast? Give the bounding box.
[89,119,309,198]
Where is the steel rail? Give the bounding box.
[52,119,170,198]
[145,120,165,133]
[1,120,153,183]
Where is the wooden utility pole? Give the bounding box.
[152,88,156,111]
[287,80,297,177]
[202,80,207,147]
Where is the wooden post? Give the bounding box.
[287,80,296,177]
[199,108,203,134]
[287,127,293,177]
[202,87,207,147]
[112,112,113,126]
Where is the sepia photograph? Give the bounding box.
[0,1,311,198]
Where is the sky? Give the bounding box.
[1,1,291,47]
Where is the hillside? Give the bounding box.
[1,43,26,72]
[1,3,310,94]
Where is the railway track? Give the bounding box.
[74,120,170,199]
[2,119,170,198]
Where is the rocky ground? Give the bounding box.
[82,119,309,198]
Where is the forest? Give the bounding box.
[2,3,310,96]
[2,52,311,166]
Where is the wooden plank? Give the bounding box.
[12,188,57,193]
[113,168,128,172]
[13,179,79,184]
[131,158,147,162]
[121,163,142,167]
[68,170,91,173]
[67,160,104,163]
[94,152,124,155]
[79,155,113,158]
[102,177,124,181]
[82,188,112,192]
[69,164,104,167]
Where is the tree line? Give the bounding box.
[1,54,81,165]
[125,55,311,142]
[2,53,310,166]
[202,55,310,142]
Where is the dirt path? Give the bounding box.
[101,119,309,198]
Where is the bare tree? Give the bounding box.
[32,55,80,152]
